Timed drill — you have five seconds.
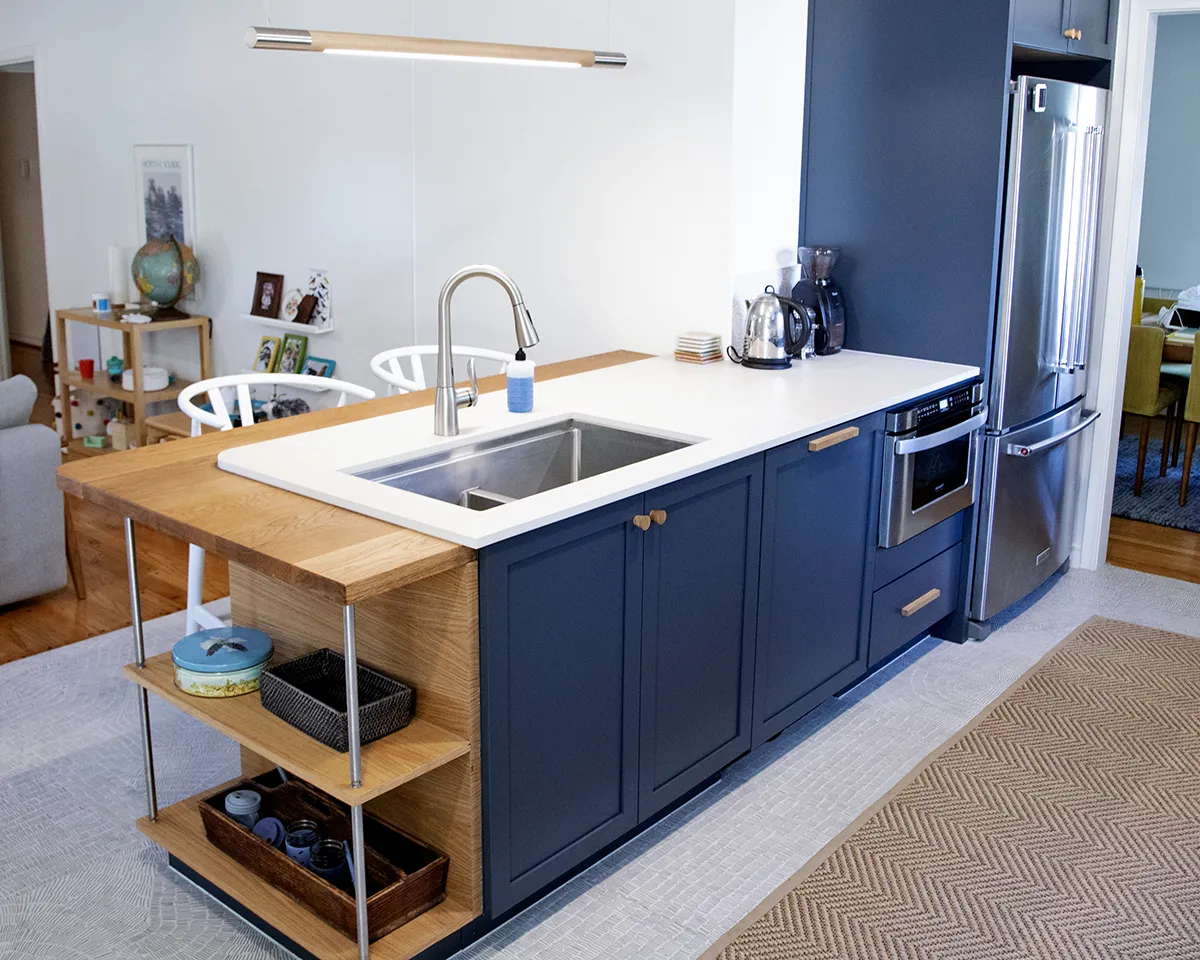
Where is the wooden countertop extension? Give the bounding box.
[58,350,648,604]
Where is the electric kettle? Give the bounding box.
[728,286,813,369]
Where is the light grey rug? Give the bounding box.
[1,565,1198,960]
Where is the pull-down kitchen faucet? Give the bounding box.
[434,265,540,437]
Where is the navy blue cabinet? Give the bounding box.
[752,414,883,747]
[479,459,764,915]
[479,496,644,917]
[639,458,762,820]
[1014,0,1117,59]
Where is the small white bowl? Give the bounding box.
[122,366,170,392]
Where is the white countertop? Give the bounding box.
[218,352,978,548]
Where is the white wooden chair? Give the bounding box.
[177,373,376,635]
[369,345,511,396]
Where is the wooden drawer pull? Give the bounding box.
[809,426,860,452]
[633,514,651,531]
[649,509,667,526]
[901,588,941,618]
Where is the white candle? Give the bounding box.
[108,246,128,305]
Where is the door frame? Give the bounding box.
[0,46,40,380]
[1076,0,1200,568]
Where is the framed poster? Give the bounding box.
[134,144,196,247]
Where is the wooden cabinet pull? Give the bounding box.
[901,588,941,617]
[649,509,667,526]
[808,426,860,452]
[633,514,651,531]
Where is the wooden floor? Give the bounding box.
[1107,516,1200,585]
[1105,413,1200,584]
[0,496,229,666]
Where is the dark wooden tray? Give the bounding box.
[198,772,447,942]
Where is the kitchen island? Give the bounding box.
[58,348,977,960]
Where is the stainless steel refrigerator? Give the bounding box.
[970,76,1106,628]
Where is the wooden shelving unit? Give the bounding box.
[125,559,483,960]
[139,789,477,960]
[125,652,469,804]
[54,308,212,449]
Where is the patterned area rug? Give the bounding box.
[703,617,1200,960]
[1111,433,1200,532]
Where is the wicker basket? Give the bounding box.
[259,649,414,752]
[198,773,447,941]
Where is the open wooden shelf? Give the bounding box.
[124,652,470,804]
[62,370,195,404]
[64,437,112,459]
[139,788,478,960]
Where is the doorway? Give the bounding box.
[1105,12,1200,583]
[1076,0,1200,584]
[0,57,52,425]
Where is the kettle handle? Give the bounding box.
[776,296,813,357]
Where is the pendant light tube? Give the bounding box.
[245,27,626,69]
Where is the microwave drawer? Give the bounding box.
[869,543,962,669]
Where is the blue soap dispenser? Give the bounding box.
[507,349,535,413]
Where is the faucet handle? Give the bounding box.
[455,357,479,409]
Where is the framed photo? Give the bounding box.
[134,145,196,247]
[253,336,281,373]
[278,333,309,375]
[294,294,318,325]
[302,355,336,378]
[251,272,286,319]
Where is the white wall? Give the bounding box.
[0,0,804,387]
[1136,11,1200,293]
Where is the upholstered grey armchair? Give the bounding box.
[0,374,75,606]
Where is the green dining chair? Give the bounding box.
[1178,343,1200,506]
[1123,325,1183,496]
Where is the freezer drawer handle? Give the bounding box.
[893,410,987,456]
[1005,410,1101,458]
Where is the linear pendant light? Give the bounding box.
[245,27,626,69]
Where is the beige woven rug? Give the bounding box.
[703,617,1200,960]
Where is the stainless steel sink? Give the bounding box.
[350,417,694,510]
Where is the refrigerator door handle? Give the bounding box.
[1004,410,1101,457]
[1072,127,1105,370]
[1050,124,1085,374]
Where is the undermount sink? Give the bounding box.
[349,417,695,510]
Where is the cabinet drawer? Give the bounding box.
[869,543,961,669]
[873,512,963,589]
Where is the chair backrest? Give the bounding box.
[178,373,376,435]
[1186,337,1200,425]
[1122,325,1166,417]
[370,345,511,395]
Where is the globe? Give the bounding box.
[131,236,199,310]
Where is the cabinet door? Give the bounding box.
[479,496,643,917]
[638,457,763,820]
[1013,0,1069,53]
[752,414,882,747]
[1064,0,1116,59]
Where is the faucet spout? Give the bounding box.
[434,264,539,437]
